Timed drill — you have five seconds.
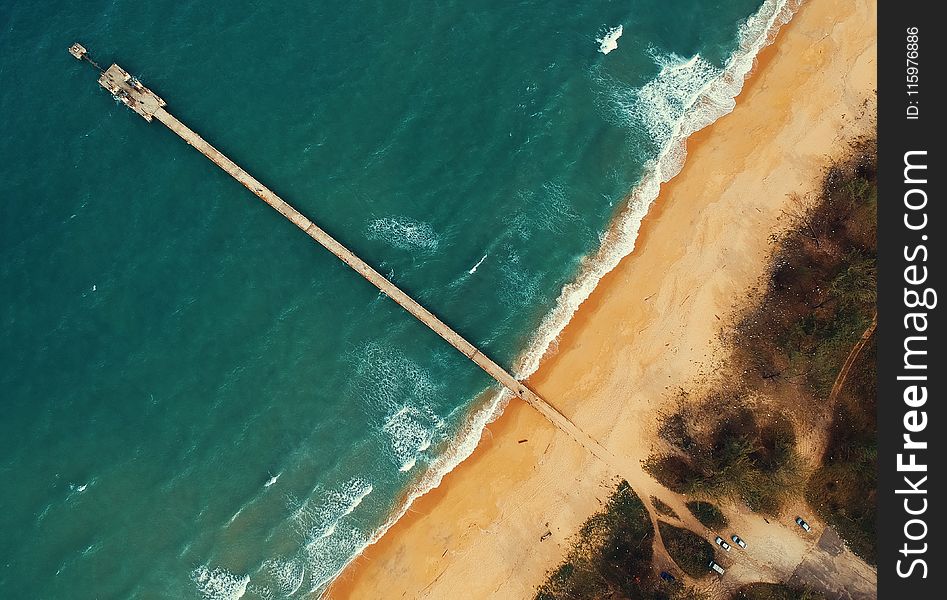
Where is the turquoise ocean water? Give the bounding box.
[0,0,795,597]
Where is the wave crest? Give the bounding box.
[310,0,801,594]
[191,566,250,600]
[366,217,440,251]
[516,0,798,380]
[596,25,623,55]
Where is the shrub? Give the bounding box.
[685,501,728,530]
[806,342,877,563]
[732,582,825,600]
[646,406,799,515]
[537,481,654,599]
[658,521,715,578]
[652,497,679,519]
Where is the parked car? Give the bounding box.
[659,571,676,582]
[714,536,731,551]
[795,516,811,532]
[730,534,747,549]
[709,560,725,575]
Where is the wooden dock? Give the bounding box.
[72,47,613,463]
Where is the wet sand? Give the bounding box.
[327,0,877,597]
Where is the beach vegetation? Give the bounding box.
[539,139,878,600]
[647,139,877,563]
[731,582,825,600]
[645,400,800,515]
[685,501,728,530]
[805,340,877,563]
[733,138,877,395]
[536,480,653,599]
[657,521,715,578]
[752,138,878,563]
[651,497,679,520]
[536,481,699,600]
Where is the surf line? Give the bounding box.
[70,45,618,467]
[468,254,487,274]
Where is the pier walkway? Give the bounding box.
[72,46,613,464]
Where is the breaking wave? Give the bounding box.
[317,387,511,596]
[596,25,623,55]
[366,217,440,251]
[229,1,801,596]
[191,566,250,600]
[516,0,799,381]
[352,343,449,472]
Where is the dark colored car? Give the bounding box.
[795,516,812,532]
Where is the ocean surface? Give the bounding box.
[0,0,794,597]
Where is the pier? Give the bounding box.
[71,45,613,463]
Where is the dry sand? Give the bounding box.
[327,0,877,597]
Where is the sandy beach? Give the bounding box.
[327,0,877,597]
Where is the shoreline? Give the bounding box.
[319,0,796,590]
[511,0,798,382]
[326,0,877,596]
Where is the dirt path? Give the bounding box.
[634,306,879,595]
[827,312,877,408]
[628,467,872,597]
[326,0,879,596]
[634,307,880,595]
[800,310,877,462]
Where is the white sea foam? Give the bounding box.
[352,344,447,471]
[266,478,375,594]
[515,0,798,382]
[241,478,374,598]
[68,479,93,495]
[226,505,247,526]
[81,540,102,556]
[306,524,369,594]
[263,557,306,597]
[596,25,623,55]
[191,566,250,600]
[353,344,441,407]
[313,1,800,594]
[313,388,511,597]
[341,484,373,518]
[534,181,581,234]
[264,472,281,488]
[366,217,440,251]
[383,405,440,471]
[292,478,374,542]
[468,254,488,274]
[499,249,542,308]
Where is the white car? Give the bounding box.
[714,536,731,551]
[730,534,747,549]
[795,516,812,532]
[709,560,725,575]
